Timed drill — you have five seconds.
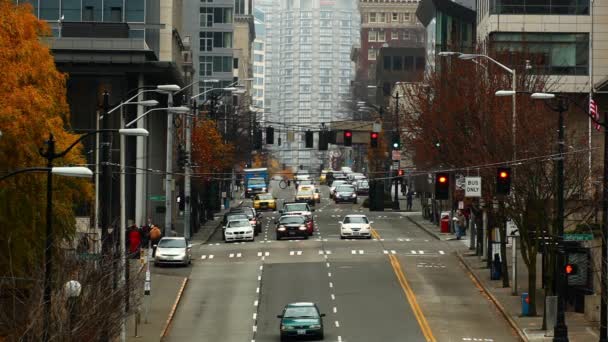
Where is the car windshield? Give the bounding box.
[227,214,248,221]
[249,178,265,185]
[158,239,186,248]
[298,190,313,196]
[228,220,250,227]
[285,204,308,212]
[258,194,273,200]
[337,185,355,192]
[344,216,369,224]
[280,216,305,224]
[299,180,313,185]
[284,306,318,318]
[357,181,369,187]
[332,181,346,187]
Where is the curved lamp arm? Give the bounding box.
[52,129,118,159]
[0,167,50,181]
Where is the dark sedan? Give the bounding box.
[276,215,309,240]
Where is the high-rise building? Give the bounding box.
[262,0,360,172]
[183,0,237,97]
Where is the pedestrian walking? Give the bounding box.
[149,224,162,256]
[455,210,466,240]
[406,190,413,211]
[127,225,141,259]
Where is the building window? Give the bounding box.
[368,12,376,23]
[392,31,399,40]
[40,0,60,20]
[378,31,386,42]
[233,58,239,69]
[200,32,213,51]
[392,12,399,22]
[212,56,232,72]
[125,0,145,22]
[254,54,264,62]
[368,30,377,42]
[403,31,411,40]
[213,32,232,48]
[491,0,589,15]
[393,56,403,70]
[368,48,377,60]
[403,12,411,21]
[199,56,213,76]
[491,32,589,75]
[235,0,245,15]
[404,56,414,70]
[378,13,386,23]
[61,0,81,21]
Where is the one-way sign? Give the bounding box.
[465,177,481,197]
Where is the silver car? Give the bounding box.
[154,237,192,266]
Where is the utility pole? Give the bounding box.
[165,92,174,237]
[101,91,111,252]
[553,98,569,341]
[600,110,608,342]
[184,100,194,240]
[392,92,400,210]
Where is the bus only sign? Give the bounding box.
[465,177,482,197]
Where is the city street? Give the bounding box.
[164,182,518,342]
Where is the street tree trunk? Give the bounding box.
[528,252,538,316]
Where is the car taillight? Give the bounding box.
[298,225,307,231]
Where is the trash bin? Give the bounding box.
[440,217,450,233]
[521,293,530,316]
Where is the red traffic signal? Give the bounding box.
[344,130,352,146]
[371,132,378,139]
[398,169,405,176]
[345,131,352,137]
[565,263,577,275]
[370,132,379,148]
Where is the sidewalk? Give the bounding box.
[125,194,245,341]
[408,214,600,342]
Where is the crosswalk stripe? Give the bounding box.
[359,250,364,254]
[419,250,424,255]
[201,255,207,260]
[265,251,270,256]
[411,250,417,254]
[229,253,234,258]
[391,250,396,254]
[209,255,214,259]
[290,251,295,256]
[257,252,262,257]
[297,251,302,256]
[439,250,445,255]
[383,250,389,254]
[237,253,242,258]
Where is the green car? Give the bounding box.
[277,302,325,341]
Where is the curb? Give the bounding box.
[406,216,441,241]
[456,253,528,342]
[160,277,189,341]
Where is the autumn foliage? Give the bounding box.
[0,0,92,278]
[191,119,235,178]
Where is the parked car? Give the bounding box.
[253,193,277,211]
[224,219,255,242]
[154,237,192,266]
[278,302,325,341]
[339,214,373,239]
[276,215,309,240]
[334,184,358,204]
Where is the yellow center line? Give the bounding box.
[375,230,436,342]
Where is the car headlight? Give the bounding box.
[277,226,286,231]
[247,188,252,191]
[262,187,267,191]
[298,225,307,231]
[351,193,357,197]
[309,324,321,329]
[225,231,234,235]
[281,325,294,331]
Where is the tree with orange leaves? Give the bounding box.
[191,119,235,179]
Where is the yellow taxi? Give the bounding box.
[253,193,277,211]
[320,169,333,184]
[297,185,320,204]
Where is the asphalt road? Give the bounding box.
[165,180,517,342]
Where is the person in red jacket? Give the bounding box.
[127,225,141,258]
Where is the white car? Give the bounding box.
[154,237,192,266]
[339,215,373,239]
[224,219,255,242]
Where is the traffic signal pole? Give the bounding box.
[392,92,400,210]
[600,110,608,342]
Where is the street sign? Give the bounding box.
[149,195,166,202]
[392,150,401,161]
[455,174,466,190]
[465,177,482,197]
[564,234,594,241]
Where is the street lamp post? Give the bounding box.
[531,92,569,342]
[392,91,401,210]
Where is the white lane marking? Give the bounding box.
[296,250,302,256]
[411,250,417,254]
[351,250,356,255]
[326,262,330,268]
[237,253,242,258]
[229,253,235,258]
[383,250,389,254]
[338,336,342,342]
[318,250,324,255]
[259,265,263,270]
[439,250,445,255]
[418,250,424,255]
[406,238,411,242]
[254,300,258,306]
[258,275,262,281]
[252,325,257,332]
[391,250,397,254]
[290,251,295,256]
[253,313,257,320]
[335,321,340,327]
[331,294,335,300]
[329,282,333,288]
[209,255,214,259]
[265,251,270,256]
[333,307,337,313]
[359,249,364,254]
[398,238,404,242]
[201,255,207,260]
[261,256,266,261]
[256,287,259,293]
[328,272,332,277]
[257,252,262,257]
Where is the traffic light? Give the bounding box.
[565,263,578,276]
[435,172,450,200]
[319,130,328,151]
[344,130,352,146]
[391,132,400,150]
[398,169,405,177]
[266,126,274,144]
[370,132,379,148]
[329,130,337,144]
[253,129,263,149]
[177,145,188,170]
[496,167,511,195]
[305,130,314,148]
